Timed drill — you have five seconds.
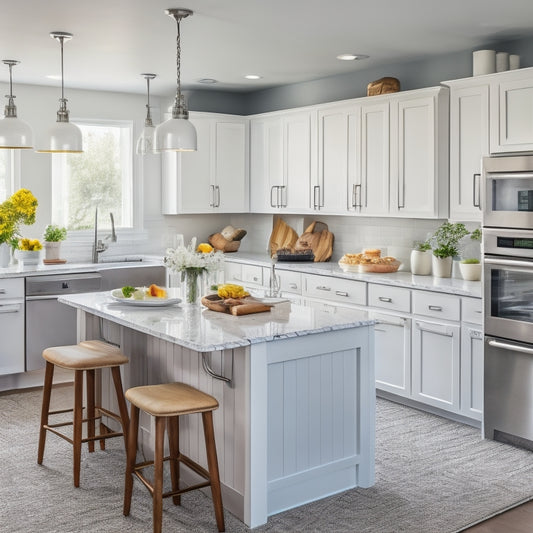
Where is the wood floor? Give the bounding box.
[463,499,533,532]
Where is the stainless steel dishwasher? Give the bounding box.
[25,273,103,371]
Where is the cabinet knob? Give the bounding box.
[378,296,392,303]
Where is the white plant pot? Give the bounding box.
[14,249,41,265]
[410,250,432,275]
[432,256,453,278]
[459,262,482,281]
[44,241,62,260]
[0,242,11,268]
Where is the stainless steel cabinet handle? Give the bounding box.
[375,318,408,327]
[379,297,392,303]
[428,305,443,311]
[270,186,278,208]
[209,184,215,207]
[289,283,298,289]
[215,185,221,207]
[355,184,362,208]
[485,257,533,270]
[488,339,533,356]
[0,289,6,294]
[335,290,349,297]
[0,303,21,314]
[472,173,481,209]
[316,285,331,291]
[313,185,320,210]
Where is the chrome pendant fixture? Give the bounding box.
[154,8,197,152]
[37,32,82,153]
[0,60,33,149]
[136,73,157,155]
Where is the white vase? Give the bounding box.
[432,256,453,278]
[0,242,11,268]
[44,241,61,260]
[459,262,482,281]
[410,250,432,275]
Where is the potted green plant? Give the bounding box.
[459,228,482,281]
[430,222,470,278]
[43,224,67,261]
[410,239,432,275]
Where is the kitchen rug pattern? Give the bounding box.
[1,387,532,533]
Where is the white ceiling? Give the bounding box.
[1,0,533,97]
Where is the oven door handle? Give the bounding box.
[484,257,533,269]
[487,339,533,356]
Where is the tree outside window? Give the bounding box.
[52,120,133,230]
[0,151,14,202]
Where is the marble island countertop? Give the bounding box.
[225,252,482,298]
[58,291,373,352]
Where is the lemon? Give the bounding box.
[197,242,214,253]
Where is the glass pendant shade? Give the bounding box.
[154,8,197,152]
[0,60,33,149]
[37,32,83,153]
[136,124,156,155]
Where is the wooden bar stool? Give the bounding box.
[37,340,130,487]
[123,382,225,533]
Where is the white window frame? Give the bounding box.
[51,118,144,242]
[0,150,21,201]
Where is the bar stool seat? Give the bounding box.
[37,340,130,487]
[124,382,225,533]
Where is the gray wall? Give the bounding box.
[186,35,533,115]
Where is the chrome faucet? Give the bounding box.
[92,208,117,263]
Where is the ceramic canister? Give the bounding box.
[473,50,496,76]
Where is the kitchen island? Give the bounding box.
[58,291,375,528]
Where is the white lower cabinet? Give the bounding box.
[412,319,461,412]
[370,311,411,398]
[460,324,483,421]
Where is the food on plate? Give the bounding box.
[362,248,381,257]
[149,284,167,298]
[133,289,147,300]
[217,283,250,299]
[339,251,400,272]
[121,285,136,298]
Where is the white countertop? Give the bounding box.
[225,252,483,298]
[58,291,373,352]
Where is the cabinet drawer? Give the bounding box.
[368,284,410,313]
[462,297,483,325]
[304,274,366,306]
[224,262,243,283]
[0,277,24,299]
[241,265,263,285]
[278,270,302,294]
[413,291,460,321]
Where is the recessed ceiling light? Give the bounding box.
[336,53,370,61]
[198,78,218,84]
[244,74,262,80]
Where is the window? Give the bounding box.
[52,120,133,230]
[0,151,15,202]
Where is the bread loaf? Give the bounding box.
[367,77,400,96]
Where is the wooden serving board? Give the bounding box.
[201,294,272,316]
[43,259,67,265]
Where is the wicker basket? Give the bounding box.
[208,233,241,253]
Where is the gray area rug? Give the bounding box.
[1,386,532,533]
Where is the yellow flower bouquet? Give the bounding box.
[0,189,38,247]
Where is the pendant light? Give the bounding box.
[0,60,33,149]
[37,32,82,153]
[154,8,197,152]
[136,73,157,155]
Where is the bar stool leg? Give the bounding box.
[37,361,55,464]
[73,369,84,488]
[86,369,96,453]
[111,366,130,445]
[167,416,181,506]
[153,416,166,533]
[123,403,139,517]
[202,411,225,532]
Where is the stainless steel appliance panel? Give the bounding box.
[484,337,533,447]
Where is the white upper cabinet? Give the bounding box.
[490,69,533,153]
[389,87,449,219]
[446,81,489,221]
[250,109,315,213]
[162,113,249,214]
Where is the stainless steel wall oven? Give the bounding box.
[482,155,533,450]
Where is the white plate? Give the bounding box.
[110,289,181,307]
[251,296,291,305]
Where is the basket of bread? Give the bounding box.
[339,248,401,273]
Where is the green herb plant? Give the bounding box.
[121,286,136,298]
[414,240,431,252]
[430,222,470,259]
[43,224,67,242]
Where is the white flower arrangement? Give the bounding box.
[164,237,224,274]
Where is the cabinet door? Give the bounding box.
[317,105,351,213]
[412,319,460,413]
[371,312,411,398]
[161,117,212,214]
[359,101,390,215]
[283,111,315,211]
[250,116,283,212]
[449,85,488,221]
[391,96,437,217]
[460,325,483,421]
[214,120,248,212]
[0,300,25,375]
[491,76,533,153]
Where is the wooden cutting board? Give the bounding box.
[294,221,334,262]
[201,294,272,316]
